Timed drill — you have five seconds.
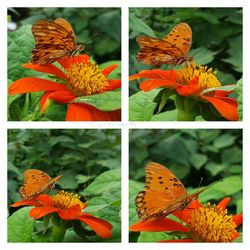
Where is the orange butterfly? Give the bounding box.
[31,18,84,65]
[19,169,62,200]
[136,22,193,66]
[135,162,215,221]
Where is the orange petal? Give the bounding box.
[36,194,54,206]
[8,78,69,95]
[23,63,67,80]
[172,199,202,224]
[79,215,112,239]
[58,54,90,70]
[130,69,178,81]
[102,64,118,77]
[140,79,179,92]
[176,77,200,96]
[130,218,189,233]
[232,232,241,241]
[202,96,239,121]
[217,197,230,210]
[66,103,121,121]
[58,204,82,220]
[233,214,243,227]
[29,206,59,219]
[160,239,194,242]
[103,79,121,91]
[10,200,43,207]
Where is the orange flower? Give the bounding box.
[130,65,238,121]
[8,55,121,121]
[11,190,112,239]
[130,197,242,242]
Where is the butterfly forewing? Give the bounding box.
[136,162,191,221]
[19,169,62,200]
[31,18,81,65]
[136,22,192,66]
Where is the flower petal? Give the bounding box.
[140,79,179,92]
[130,218,189,233]
[58,55,90,70]
[130,69,178,81]
[202,96,239,121]
[172,199,202,224]
[9,78,69,95]
[66,103,121,121]
[23,63,67,80]
[36,194,54,205]
[57,204,82,220]
[176,77,200,96]
[29,206,59,219]
[79,214,112,239]
[233,214,243,227]
[10,200,43,207]
[217,197,230,210]
[103,79,121,91]
[160,239,194,242]
[102,64,119,77]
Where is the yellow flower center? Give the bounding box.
[177,65,221,93]
[188,203,237,242]
[52,190,85,210]
[66,62,108,97]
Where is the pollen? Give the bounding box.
[52,190,85,210]
[66,62,108,97]
[188,203,238,242]
[177,64,221,93]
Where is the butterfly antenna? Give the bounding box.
[198,177,203,188]
[84,32,98,45]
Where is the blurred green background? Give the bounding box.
[129,8,242,96]
[8,8,121,121]
[8,129,121,242]
[129,129,242,242]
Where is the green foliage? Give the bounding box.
[8,129,121,242]
[129,129,242,242]
[8,8,121,121]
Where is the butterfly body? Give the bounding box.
[136,22,192,66]
[19,169,62,200]
[135,162,209,221]
[31,18,84,65]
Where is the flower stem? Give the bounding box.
[52,224,67,242]
[177,110,197,121]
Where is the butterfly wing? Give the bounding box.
[135,162,187,221]
[31,18,77,64]
[19,169,61,200]
[136,22,192,66]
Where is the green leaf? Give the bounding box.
[190,153,208,170]
[129,89,161,121]
[205,162,226,176]
[213,134,236,149]
[8,207,35,242]
[73,90,121,111]
[84,169,121,195]
[191,47,216,65]
[151,109,178,121]
[138,232,169,242]
[129,14,155,36]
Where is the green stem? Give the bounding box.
[177,109,197,121]
[52,224,67,242]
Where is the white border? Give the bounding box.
[1,0,249,249]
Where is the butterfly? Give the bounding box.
[136,22,193,66]
[19,169,62,200]
[31,18,84,65]
[135,162,215,221]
